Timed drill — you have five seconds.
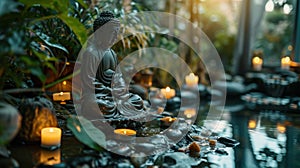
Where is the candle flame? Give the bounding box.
[166,87,170,92]
[281,56,290,64]
[185,73,199,86]
[277,123,286,133]
[59,92,63,96]
[49,128,54,132]
[189,73,195,77]
[184,108,196,118]
[248,120,257,129]
[114,129,136,136]
[252,56,262,64]
[63,81,67,85]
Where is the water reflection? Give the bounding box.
[197,99,300,168]
[248,112,287,168]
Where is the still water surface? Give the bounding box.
[198,98,300,168]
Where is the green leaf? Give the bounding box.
[77,0,88,9]
[33,50,47,61]
[67,115,106,151]
[44,62,57,74]
[58,14,87,46]
[19,56,37,66]
[32,45,60,64]
[52,0,68,13]
[30,67,46,82]
[36,32,69,54]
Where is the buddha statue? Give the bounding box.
[80,11,146,120]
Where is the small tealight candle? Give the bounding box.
[160,117,177,127]
[160,87,175,99]
[185,73,199,87]
[41,127,62,149]
[53,92,71,102]
[184,108,197,119]
[248,119,257,129]
[114,129,137,136]
[281,56,290,70]
[114,129,136,142]
[161,116,177,122]
[252,56,263,71]
[277,123,286,133]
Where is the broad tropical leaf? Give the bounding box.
[58,14,88,46]
[67,115,106,151]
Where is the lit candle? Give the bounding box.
[185,73,199,87]
[160,87,175,99]
[41,127,62,149]
[53,92,71,102]
[160,117,177,127]
[281,56,290,70]
[184,108,197,119]
[248,119,257,129]
[277,123,286,133]
[114,128,136,142]
[252,56,263,71]
[40,148,61,165]
[140,69,153,88]
[114,129,137,136]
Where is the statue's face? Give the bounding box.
[94,20,120,49]
[108,24,120,46]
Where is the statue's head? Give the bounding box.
[93,11,120,48]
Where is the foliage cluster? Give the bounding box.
[0,0,154,98]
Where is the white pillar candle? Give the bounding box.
[281,56,290,70]
[252,56,263,71]
[160,86,175,99]
[53,92,71,101]
[41,127,62,148]
[185,73,199,87]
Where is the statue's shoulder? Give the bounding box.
[110,49,116,55]
[103,49,116,57]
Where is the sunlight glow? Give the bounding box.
[283,4,292,14]
[265,0,274,12]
